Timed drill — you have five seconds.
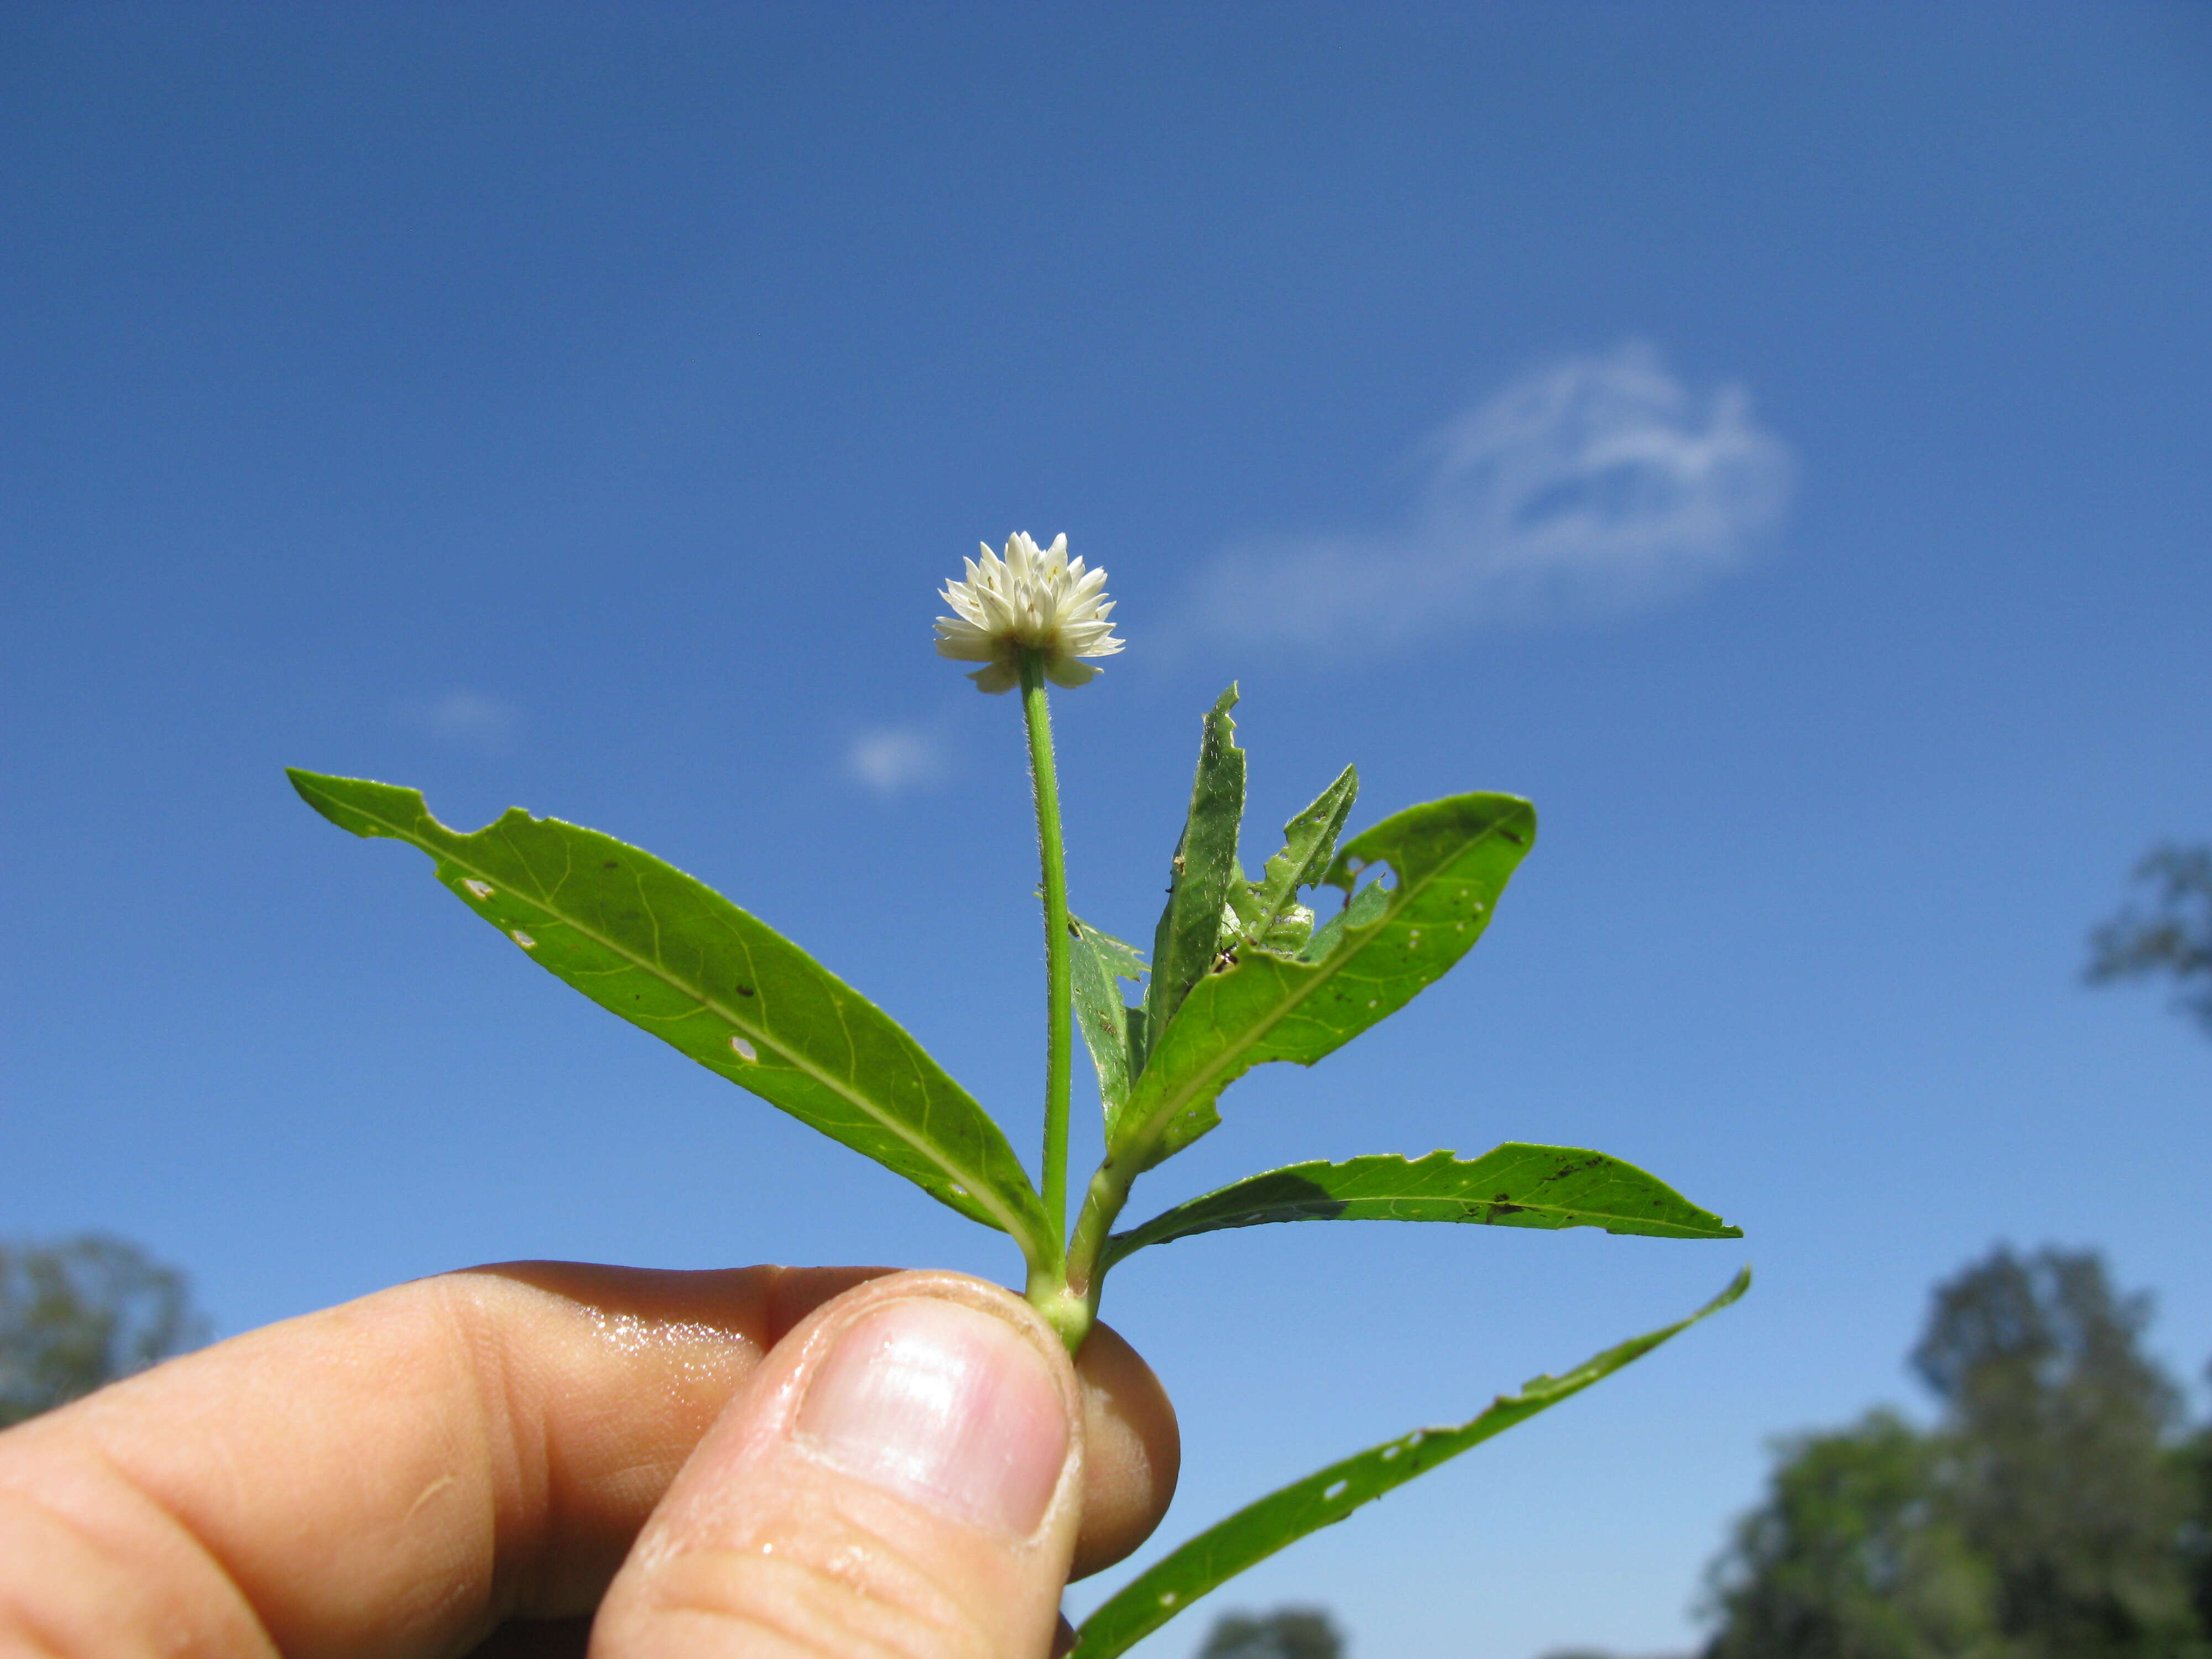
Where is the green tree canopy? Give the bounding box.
[2180,1412,2212,1642]
[1195,1607,1344,1659]
[0,1233,207,1427]
[1703,1409,1997,1659]
[1704,1246,2207,1659]
[1911,1248,2198,1656]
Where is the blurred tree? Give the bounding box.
[1196,1606,1344,1659]
[1911,1248,2200,1656]
[1703,1247,2208,1659]
[1703,1410,1997,1659]
[2180,1401,2212,1646]
[2088,844,2212,1037]
[0,1233,207,1427]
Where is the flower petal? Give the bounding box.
[1043,655,1102,689]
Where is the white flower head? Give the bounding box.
[934,531,1126,693]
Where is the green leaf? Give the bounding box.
[1299,870,1390,963]
[1100,1144,1742,1273]
[1070,914,1146,1136]
[1238,763,1358,950]
[286,770,1052,1259]
[1109,792,1536,1173]
[1142,686,1247,1066]
[1069,1267,1752,1659]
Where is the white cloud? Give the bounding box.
[402,690,517,750]
[846,727,944,795]
[1192,343,1794,651]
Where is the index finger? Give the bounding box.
[0,1263,877,1659]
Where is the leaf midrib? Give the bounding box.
[1108,1191,1717,1267]
[356,791,1042,1250]
[1136,1192,1709,1238]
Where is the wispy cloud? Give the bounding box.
[846,726,945,795]
[1191,343,1793,652]
[402,690,518,751]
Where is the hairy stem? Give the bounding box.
[1062,1157,1134,1322]
[1019,652,1074,1274]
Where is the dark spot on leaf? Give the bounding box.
[602,859,619,869]
[734,984,756,997]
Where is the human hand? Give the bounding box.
[0,1262,1180,1658]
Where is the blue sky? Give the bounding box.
[4,6,2210,1655]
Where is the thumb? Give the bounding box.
[591,1270,1083,1659]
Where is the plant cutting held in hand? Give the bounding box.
[289,530,1745,1657]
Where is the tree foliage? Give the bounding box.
[1704,1247,2209,1659]
[1195,1607,1344,1659]
[0,1234,207,1427]
[1704,1410,1996,1659]
[2088,844,2212,1037]
[1912,1249,2197,1653]
[2180,1419,2212,1642]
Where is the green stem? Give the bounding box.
[1019,651,1074,1262]
[1062,1158,1134,1317]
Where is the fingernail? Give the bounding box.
[794,1296,1070,1537]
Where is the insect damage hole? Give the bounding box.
[462,879,494,900]
[729,1036,758,1062]
[509,930,536,949]
[1323,1479,1349,1500]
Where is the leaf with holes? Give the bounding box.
[1070,1267,1752,1659]
[1100,1144,1741,1274]
[1141,685,1246,1066]
[1232,761,1358,955]
[1070,914,1147,1136]
[286,769,1052,1261]
[1109,792,1536,1173]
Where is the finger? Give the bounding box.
[460,1314,1176,1657]
[1063,1318,1178,1581]
[591,1270,1089,1659]
[461,1322,1177,1658]
[0,1262,865,1659]
[0,1262,1176,1659]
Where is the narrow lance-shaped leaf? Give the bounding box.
[1068,914,1146,1138]
[287,770,1052,1259]
[1142,686,1246,1066]
[1237,763,1357,951]
[1100,1144,1742,1274]
[1070,1267,1753,1659]
[1110,792,1536,1173]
